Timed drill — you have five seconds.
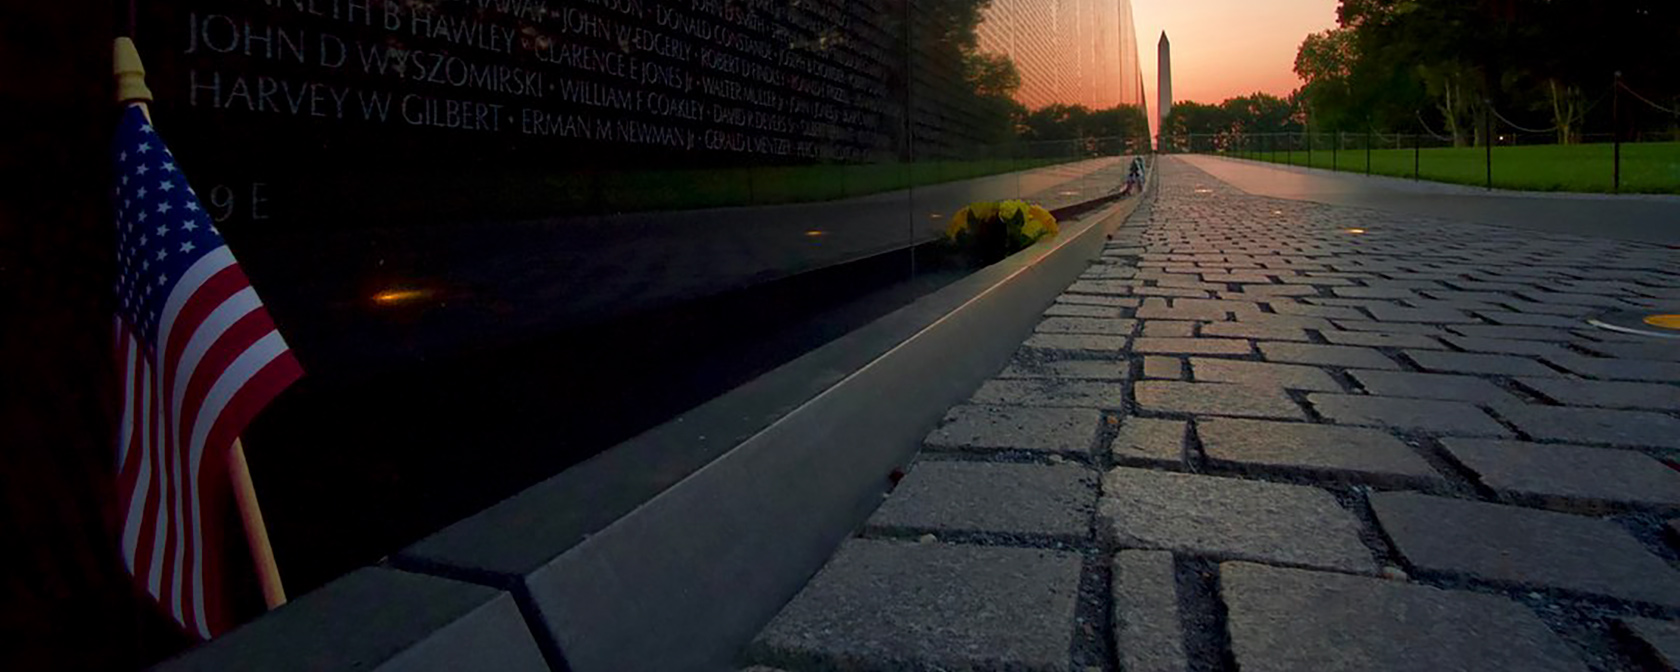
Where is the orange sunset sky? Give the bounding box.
[1134,0,1341,109]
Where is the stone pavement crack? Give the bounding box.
[744,157,1680,672]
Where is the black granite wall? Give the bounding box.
[2,2,1139,668]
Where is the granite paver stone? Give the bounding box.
[1347,370,1521,405]
[1110,416,1186,468]
[998,359,1129,380]
[1100,467,1374,572]
[1036,316,1137,335]
[1439,438,1680,512]
[1309,394,1511,436]
[924,405,1100,455]
[1406,350,1561,377]
[1190,358,1341,391]
[1023,333,1128,356]
[1134,381,1305,419]
[1492,403,1680,449]
[867,461,1095,539]
[1198,418,1441,487]
[970,378,1126,409]
[1371,491,1680,606]
[1223,562,1586,672]
[1259,342,1401,369]
[748,539,1082,671]
[1112,550,1189,672]
[1513,377,1680,411]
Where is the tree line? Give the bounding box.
[1163,0,1680,147]
[964,49,1153,149]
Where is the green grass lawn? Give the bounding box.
[1229,142,1680,194]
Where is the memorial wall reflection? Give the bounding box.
[140,0,1145,593]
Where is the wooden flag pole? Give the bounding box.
[229,439,287,608]
[115,37,288,610]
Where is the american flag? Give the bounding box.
[112,104,302,638]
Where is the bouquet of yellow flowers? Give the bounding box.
[944,199,1059,261]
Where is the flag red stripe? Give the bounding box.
[193,351,303,634]
[116,328,151,576]
[116,331,142,497]
[157,363,182,622]
[174,309,274,460]
[135,358,164,595]
[161,265,247,383]
[116,327,150,573]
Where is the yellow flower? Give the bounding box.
[968,201,998,221]
[1028,204,1054,225]
[1021,216,1045,241]
[998,199,1028,223]
[945,207,972,239]
[1028,204,1058,237]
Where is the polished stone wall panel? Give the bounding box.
[121,0,1149,638]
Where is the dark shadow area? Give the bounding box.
[243,240,970,594]
[4,0,1151,666]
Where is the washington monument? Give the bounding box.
[1157,31,1172,144]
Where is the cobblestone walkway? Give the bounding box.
[744,157,1680,672]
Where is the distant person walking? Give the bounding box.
[1123,157,1147,195]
